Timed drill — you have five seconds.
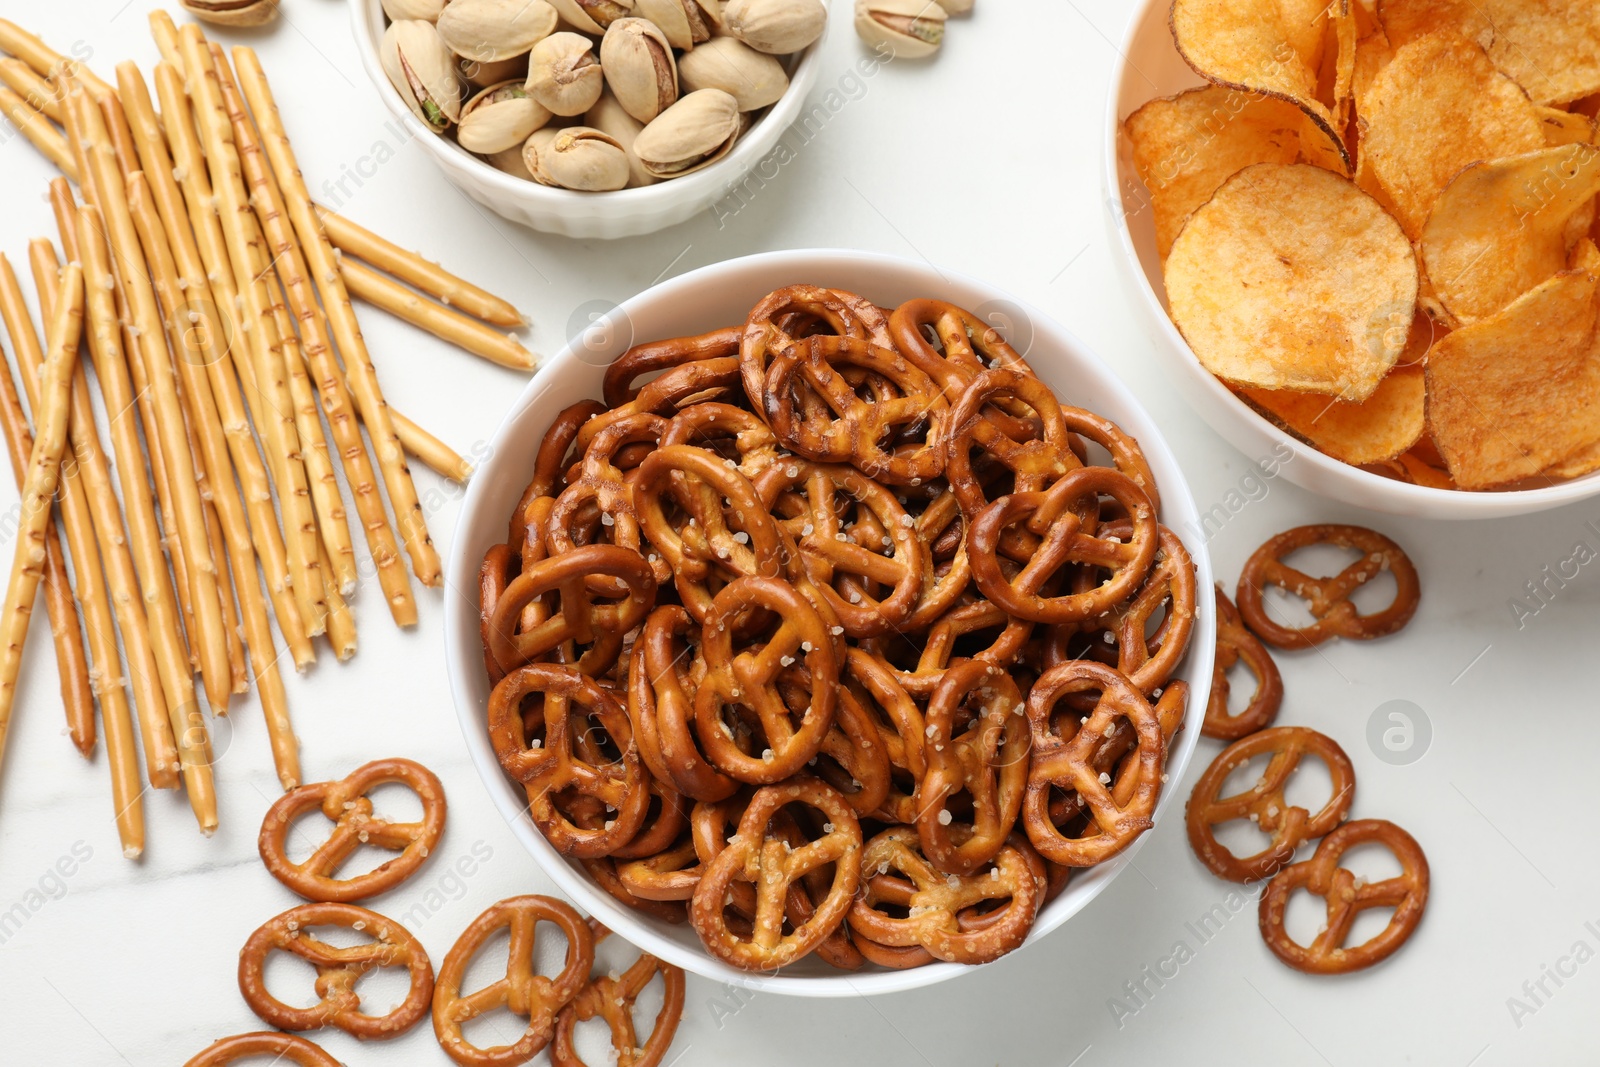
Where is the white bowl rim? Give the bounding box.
[349,0,830,217]
[444,247,1217,997]
[1101,0,1600,516]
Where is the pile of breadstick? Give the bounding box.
[0,13,535,858]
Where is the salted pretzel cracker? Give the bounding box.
[237,902,433,1038]
[946,368,1079,519]
[739,283,894,410]
[606,324,743,407]
[258,757,446,902]
[552,921,686,1067]
[486,544,657,677]
[433,895,596,1067]
[183,1032,340,1067]
[1186,726,1356,883]
[1236,524,1420,649]
[1259,819,1429,974]
[1204,586,1283,740]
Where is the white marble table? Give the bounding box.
[1,1,1595,1063]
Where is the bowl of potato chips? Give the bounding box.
[1105,0,1600,518]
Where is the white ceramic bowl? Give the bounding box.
[1104,0,1600,518]
[350,1,828,239]
[445,249,1216,995]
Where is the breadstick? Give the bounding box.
[12,252,146,855]
[83,91,234,715]
[0,317,93,757]
[64,76,217,831]
[0,85,76,177]
[391,409,474,484]
[315,206,525,328]
[205,45,417,626]
[0,262,83,767]
[0,57,60,121]
[2,244,176,793]
[233,46,442,589]
[0,19,114,101]
[175,40,328,643]
[149,62,312,671]
[319,539,357,661]
[147,10,185,77]
[202,431,248,696]
[339,258,539,371]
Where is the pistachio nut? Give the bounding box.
[380,0,447,21]
[178,0,278,26]
[534,126,632,190]
[585,89,656,187]
[632,88,740,179]
[458,53,529,89]
[633,0,721,51]
[459,80,553,154]
[382,20,464,132]
[853,0,947,59]
[525,32,605,116]
[600,17,679,125]
[677,37,788,111]
[486,143,539,181]
[722,0,827,55]
[546,0,636,35]
[436,0,559,64]
[521,127,564,185]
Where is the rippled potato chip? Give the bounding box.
[1239,364,1425,463]
[1361,30,1546,237]
[1421,143,1600,324]
[1426,269,1600,487]
[1165,163,1418,399]
[1124,87,1304,257]
[1171,0,1351,172]
[1379,0,1600,106]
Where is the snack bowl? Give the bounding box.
[445,248,1216,995]
[349,0,829,240]
[1103,0,1600,519]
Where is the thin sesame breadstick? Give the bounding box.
[0,57,61,121]
[65,76,216,831]
[315,206,525,328]
[0,262,83,768]
[208,45,417,624]
[0,19,114,100]
[339,257,539,371]
[0,85,76,177]
[233,45,442,589]
[174,37,328,642]
[0,312,93,757]
[150,62,312,671]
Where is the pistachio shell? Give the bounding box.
[521,127,564,185]
[723,0,826,55]
[458,53,529,89]
[585,89,657,187]
[547,0,637,35]
[382,20,464,131]
[486,143,539,181]
[536,126,632,190]
[853,0,947,59]
[677,36,788,111]
[526,32,606,116]
[633,88,740,179]
[634,0,721,51]
[459,81,553,153]
[601,17,680,124]
[940,0,972,12]
[437,0,560,63]
[179,0,279,27]
[381,0,447,20]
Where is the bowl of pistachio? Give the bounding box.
[351,0,831,239]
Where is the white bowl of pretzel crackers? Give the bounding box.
[1106,0,1600,518]
[445,249,1217,994]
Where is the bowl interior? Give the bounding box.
[445,249,1217,995]
[1104,0,1600,517]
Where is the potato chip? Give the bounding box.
[1538,106,1595,146]
[1574,237,1600,272]
[1420,143,1600,324]
[1361,30,1546,237]
[1172,0,1351,172]
[1425,268,1600,487]
[1124,87,1303,257]
[1379,0,1600,106]
[1165,162,1418,399]
[1238,364,1425,463]
[1395,451,1458,488]
[1544,437,1600,480]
